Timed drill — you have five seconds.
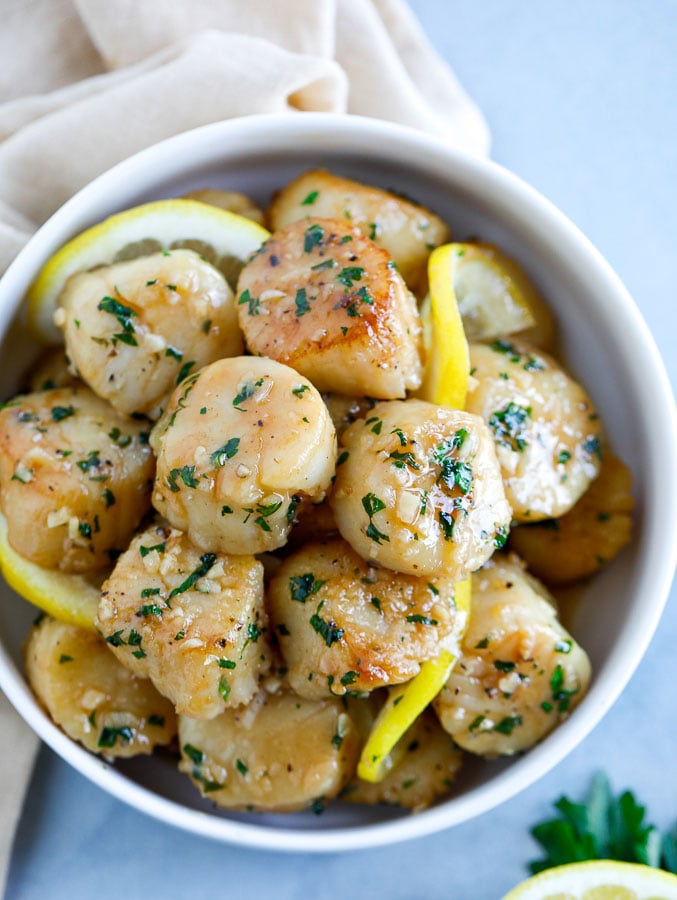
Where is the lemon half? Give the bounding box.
[0,511,99,630]
[27,199,270,345]
[502,860,677,900]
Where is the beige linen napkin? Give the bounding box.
[0,0,489,891]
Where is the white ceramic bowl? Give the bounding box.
[1,114,675,852]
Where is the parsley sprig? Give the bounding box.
[529,772,677,875]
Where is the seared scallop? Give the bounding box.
[178,687,360,812]
[55,249,242,418]
[268,169,450,290]
[97,522,269,719]
[466,339,602,521]
[25,616,176,756]
[268,538,463,700]
[433,553,591,756]
[150,356,336,554]
[330,399,512,578]
[0,385,154,572]
[236,218,422,398]
[509,453,633,584]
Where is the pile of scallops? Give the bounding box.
[0,171,632,813]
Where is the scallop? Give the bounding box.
[509,453,633,584]
[433,553,591,756]
[150,356,336,554]
[178,688,360,812]
[25,616,176,756]
[330,399,512,578]
[267,538,463,700]
[236,217,422,398]
[268,169,450,290]
[0,384,154,572]
[466,339,602,521]
[56,249,243,418]
[97,522,269,719]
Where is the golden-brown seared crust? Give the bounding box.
[267,537,461,699]
[97,522,269,719]
[236,218,422,398]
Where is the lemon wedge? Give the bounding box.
[0,511,99,630]
[357,578,471,782]
[436,241,541,344]
[501,860,677,900]
[358,259,472,782]
[27,199,270,345]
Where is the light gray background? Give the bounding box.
[6,2,677,898]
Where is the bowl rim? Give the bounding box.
[1,112,676,852]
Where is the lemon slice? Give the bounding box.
[501,860,677,900]
[27,199,270,345]
[0,511,99,630]
[439,241,539,343]
[416,243,471,409]
[357,577,471,782]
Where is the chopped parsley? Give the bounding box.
[167,465,198,491]
[238,288,260,316]
[210,438,240,466]
[98,725,133,748]
[98,296,138,345]
[304,223,324,252]
[310,602,344,647]
[301,190,319,206]
[233,378,264,412]
[51,405,74,422]
[139,542,166,557]
[290,573,326,603]
[489,402,532,452]
[294,287,311,317]
[167,553,217,602]
[336,266,364,288]
[362,492,389,544]
[406,614,438,626]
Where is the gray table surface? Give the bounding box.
[6,2,677,898]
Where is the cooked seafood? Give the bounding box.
[269,169,449,290]
[178,686,359,812]
[268,537,462,699]
[150,356,336,554]
[0,384,154,572]
[330,399,512,577]
[56,249,242,417]
[466,339,602,521]
[97,522,268,719]
[434,554,591,756]
[25,615,176,756]
[236,217,422,398]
